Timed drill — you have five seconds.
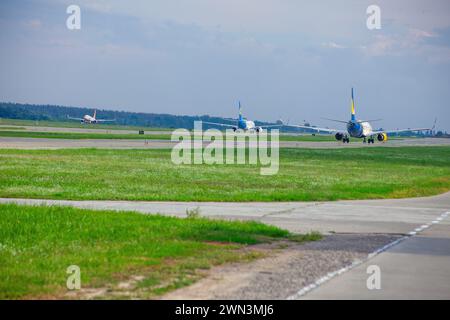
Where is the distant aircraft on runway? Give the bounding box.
[67,110,115,124]
[202,101,282,133]
[286,88,430,143]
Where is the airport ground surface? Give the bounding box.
[0,136,449,149]
[1,192,449,299]
[0,125,449,299]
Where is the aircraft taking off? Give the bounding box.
[288,88,430,143]
[67,110,115,124]
[202,101,281,133]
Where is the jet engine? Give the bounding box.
[377,133,388,142]
[256,127,263,133]
[335,133,344,141]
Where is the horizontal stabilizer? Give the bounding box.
[321,117,348,124]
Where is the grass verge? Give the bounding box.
[0,147,448,201]
[0,128,400,142]
[0,203,308,299]
[0,118,172,131]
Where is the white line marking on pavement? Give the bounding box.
[286,211,448,300]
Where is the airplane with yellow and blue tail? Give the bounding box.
[288,88,430,143]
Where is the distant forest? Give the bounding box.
[0,102,276,130]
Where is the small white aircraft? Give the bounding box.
[67,110,115,124]
[287,88,430,143]
[202,101,282,133]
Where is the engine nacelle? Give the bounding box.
[335,133,344,141]
[256,127,263,133]
[377,133,388,142]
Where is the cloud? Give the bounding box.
[359,27,450,63]
[24,19,42,29]
[322,41,346,49]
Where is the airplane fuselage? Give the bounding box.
[238,118,256,130]
[82,115,98,124]
[346,120,372,138]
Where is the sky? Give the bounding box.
[0,0,449,131]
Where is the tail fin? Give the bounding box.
[238,101,243,120]
[351,88,356,121]
[93,109,97,119]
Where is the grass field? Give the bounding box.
[0,128,408,142]
[0,118,172,131]
[0,203,314,299]
[0,126,26,130]
[0,129,339,141]
[0,147,448,201]
[0,130,172,140]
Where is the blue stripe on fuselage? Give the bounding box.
[238,119,247,130]
[347,121,363,138]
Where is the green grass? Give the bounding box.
[0,126,26,130]
[0,129,327,141]
[0,147,448,201]
[0,130,172,140]
[0,128,406,142]
[0,203,302,299]
[0,118,172,131]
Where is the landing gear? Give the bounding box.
[363,138,367,143]
[363,137,375,144]
[343,137,350,143]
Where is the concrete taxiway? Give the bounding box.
[1,192,448,235]
[301,221,450,299]
[0,136,449,149]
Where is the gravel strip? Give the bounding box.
[162,234,402,300]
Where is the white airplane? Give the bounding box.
[202,101,282,133]
[67,110,115,124]
[287,88,430,143]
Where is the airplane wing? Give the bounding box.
[202,121,237,128]
[67,116,84,121]
[96,119,116,122]
[372,127,430,135]
[259,124,284,129]
[285,124,341,134]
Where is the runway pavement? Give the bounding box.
[0,136,449,149]
[300,219,450,299]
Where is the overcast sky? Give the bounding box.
[0,0,449,131]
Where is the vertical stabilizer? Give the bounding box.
[351,88,356,121]
[238,101,243,121]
